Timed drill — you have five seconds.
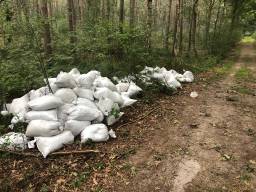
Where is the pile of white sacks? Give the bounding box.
[0,66,194,158]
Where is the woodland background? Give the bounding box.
[0,0,255,103]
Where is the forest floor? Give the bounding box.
[0,42,256,192]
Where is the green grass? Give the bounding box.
[232,86,254,95]
[235,67,254,82]
[241,36,256,44]
[213,61,233,76]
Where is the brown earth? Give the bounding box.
[0,42,255,192]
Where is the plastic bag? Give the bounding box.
[126,82,142,98]
[75,98,98,109]
[73,88,94,101]
[54,88,77,104]
[121,93,137,108]
[94,88,124,106]
[28,95,63,111]
[65,120,91,136]
[36,131,74,158]
[116,82,130,93]
[9,94,29,116]
[96,97,115,116]
[183,71,194,83]
[93,76,117,91]
[0,132,27,150]
[26,120,62,137]
[25,110,58,121]
[57,103,74,123]
[81,124,109,143]
[67,105,102,121]
[77,70,100,88]
[55,72,77,88]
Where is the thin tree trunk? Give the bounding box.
[164,0,172,50]
[67,0,76,44]
[191,0,199,56]
[172,3,179,57]
[129,0,135,29]
[41,0,52,57]
[178,0,183,55]
[119,0,124,33]
[146,0,153,50]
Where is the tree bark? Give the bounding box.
[164,0,172,50]
[41,0,52,57]
[204,0,215,49]
[67,0,76,44]
[178,0,183,55]
[172,3,179,57]
[129,0,135,29]
[192,0,198,56]
[119,0,125,33]
[146,0,153,50]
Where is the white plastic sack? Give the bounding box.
[36,131,74,158]
[81,124,109,143]
[67,105,102,121]
[126,82,142,98]
[54,88,77,104]
[116,82,130,93]
[9,94,29,116]
[75,98,98,109]
[163,72,182,89]
[25,110,58,121]
[28,95,63,111]
[94,88,124,106]
[0,132,27,150]
[107,112,124,126]
[26,120,62,137]
[183,71,194,83]
[121,93,137,108]
[77,70,100,88]
[55,72,77,88]
[69,68,80,79]
[57,103,74,123]
[73,88,94,101]
[93,76,117,91]
[44,78,57,85]
[1,110,9,116]
[65,120,91,136]
[96,97,115,116]
[29,87,50,101]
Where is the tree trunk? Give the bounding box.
[146,0,153,50]
[204,0,215,49]
[129,0,135,29]
[191,0,198,56]
[164,0,172,50]
[119,0,124,33]
[41,0,52,57]
[67,0,76,44]
[172,3,179,57]
[178,0,183,55]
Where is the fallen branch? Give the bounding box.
[49,150,100,156]
[0,149,100,158]
[0,149,39,157]
[117,107,160,129]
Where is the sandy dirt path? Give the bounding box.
[111,42,256,192]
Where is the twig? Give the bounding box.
[0,149,39,157]
[49,150,100,156]
[117,107,160,129]
[0,149,99,158]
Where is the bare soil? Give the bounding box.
[0,43,255,192]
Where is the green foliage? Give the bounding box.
[235,67,254,82]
